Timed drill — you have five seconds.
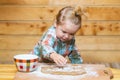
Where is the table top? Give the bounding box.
[0,64,120,80]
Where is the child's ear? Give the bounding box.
[53,23,57,27]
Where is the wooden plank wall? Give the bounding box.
[0,0,120,65]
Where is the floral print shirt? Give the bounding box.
[32,26,83,64]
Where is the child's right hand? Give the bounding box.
[50,52,67,66]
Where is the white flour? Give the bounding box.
[28,65,99,80]
[46,65,83,72]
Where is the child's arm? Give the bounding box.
[33,32,67,66]
[68,45,83,64]
[41,38,67,66]
[41,35,67,66]
[31,27,57,60]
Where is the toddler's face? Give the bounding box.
[56,21,80,42]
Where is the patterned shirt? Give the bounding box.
[32,26,83,64]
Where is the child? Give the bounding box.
[31,6,83,66]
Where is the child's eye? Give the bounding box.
[62,31,66,33]
[70,34,74,36]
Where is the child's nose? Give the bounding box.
[64,34,69,38]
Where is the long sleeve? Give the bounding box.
[32,26,56,60]
[68,44,83,64]
[40,34,56,59]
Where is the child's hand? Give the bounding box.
[50,52,67,66]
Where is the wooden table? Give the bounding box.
[0,64,120,80]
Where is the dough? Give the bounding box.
[41,65,86,75]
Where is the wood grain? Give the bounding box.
[0,6,119,20]
[0,0,119,5]
[0,50,119,63]
[0,0,119,64]
[0,64,16,80]
[0,36,119,50]
[0,21,119,36]
[81,51,120,63]
[0,64,119,80]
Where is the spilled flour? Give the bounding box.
[28,65,99,80]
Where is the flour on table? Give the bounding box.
[28,65,99,80]
[46,65,83,72]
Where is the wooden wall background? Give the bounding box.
[0,0,120,68]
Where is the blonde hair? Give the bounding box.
[56,6,84,28]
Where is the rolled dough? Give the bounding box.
[41,65,86,75]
